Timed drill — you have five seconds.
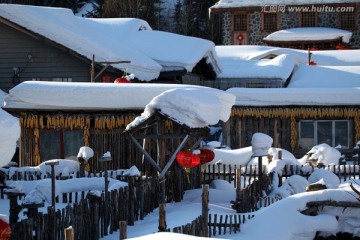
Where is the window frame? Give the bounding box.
[232,13,249,32]
[300,12,317,27]
[340,12,356,30]
[40,129,84,161]
[298,120,350,149]
[262,12,278,32]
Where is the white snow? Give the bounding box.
[3,81,210,110]
[126,87,236,129]
[1,132,360,239]
[251,133,273,156]
[226,87,360,106]
[77,146,94,161]
[217,53,296,80]
[216,45,360,66]
[264,27,352,43]
[0,4,221,81]
[288,65,360,88]
[211,0,359,9]
[0,90,19,167]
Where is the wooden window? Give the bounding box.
[298,120,350,149]
[340,12,356,29]
[233,14,248,31]
[40,129,83,161]
[262,13,278,32]
[300,12,317,27]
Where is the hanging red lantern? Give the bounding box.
[237,34,243,42]
[0,218,11,240]
[199,149,215,164]
[176,151,200,168]
[114,77,130,83]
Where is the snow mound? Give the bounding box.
[308,143,341,166]
[308,169,340,189]
[126,87,236,129]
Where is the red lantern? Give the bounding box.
[114,77,130,83]
[0,219,11,240]
[199,149,215,164]
[176,151,200,168]
[237,34,243,42]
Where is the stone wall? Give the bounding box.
[219,7,360,48]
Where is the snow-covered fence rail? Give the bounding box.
[203,163,360,187]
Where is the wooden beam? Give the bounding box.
[159,134,190,179]
[128,133,162,172]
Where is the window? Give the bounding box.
[40,129,83,161]
[301,12,317,27]
[262,13,278,32]
[340,12,356,29]
[233,14,248,31]
[298,120,349,149]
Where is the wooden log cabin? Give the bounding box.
[223,88,360,158]
[0,5,220,93]
[2,81,210,174]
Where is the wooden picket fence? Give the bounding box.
[202,163,360,187]
[9,176,160,240]
[171,213,256,237]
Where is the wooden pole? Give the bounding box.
[236,169,241,200]
[64,226,74,240]
[202,185,209,237]
[158,204,167,232]
[119,221,127,240]
[258,156,263,180]
[91,54,95,82]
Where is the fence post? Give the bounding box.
[64,226,74,240]
[158,204,167,232]
[119,221,127,240]
[202,185,209,237]
[236,169,241,200]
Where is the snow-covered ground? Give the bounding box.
[1,132,359,240]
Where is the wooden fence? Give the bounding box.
[171,213,256,237]
[8,176,160,240]
[202,163,360,187]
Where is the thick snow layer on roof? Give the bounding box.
[264,27,352,43]
[211,0,358,9]
[125,30,221,74]
[217,54,295,80]
[215,45,360,66]
[2,81,208,111]
[0,4,221,80]
[0,4,160,81]
[288,65,360,88]
[0,90,19,167]
[226,88,360,106]
[126,88,236,129]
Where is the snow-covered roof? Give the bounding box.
[215,45,360,66]
[0,4,221,81]
[288,65,360,88]
[2,81,211,111]
[264,27,352,43]
[211,0,358,9]
[227,88,360,106]
[216,53,296,80]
